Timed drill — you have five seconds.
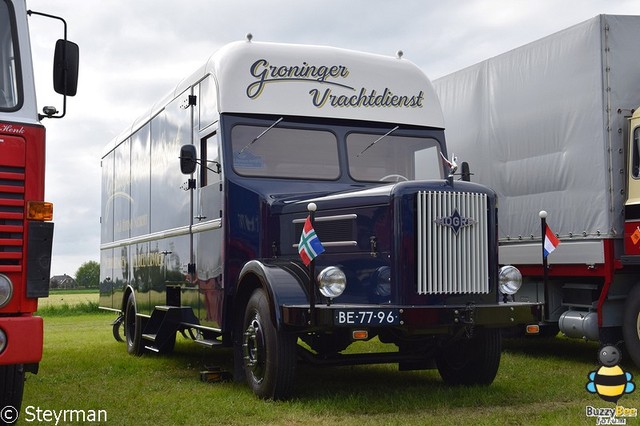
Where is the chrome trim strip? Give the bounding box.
[293,240,357,248]
[100,219,222,250]
[292,214,357,224]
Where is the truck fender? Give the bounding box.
[236,260,308,329]
[120,285,136,313]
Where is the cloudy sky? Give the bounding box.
[22,0,639,277]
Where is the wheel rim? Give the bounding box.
[243,313,266,384]
[636,312,640,339]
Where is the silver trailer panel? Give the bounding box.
[434,15,640,264]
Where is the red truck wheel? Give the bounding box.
[0,364,25,415]
[241,289,296,400]
[623,284,640,368]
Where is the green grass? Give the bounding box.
[18,311,640,425]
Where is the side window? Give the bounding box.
[197,131,222,222]
[200,131,220,187]
[633,127,640,179]
[0,0,20,110]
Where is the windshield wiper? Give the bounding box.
[237,117,283,155]
[356,125,400,157]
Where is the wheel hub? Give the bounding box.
[243,317,266,383]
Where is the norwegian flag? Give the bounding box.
[543,224,560,257]
[298,216,325,266]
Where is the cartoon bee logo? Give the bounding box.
[586,345,635,403]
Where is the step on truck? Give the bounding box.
[99,37,542,400]
[0,0,79,416]
[434,15,640,366]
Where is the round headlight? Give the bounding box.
[498,265,522,295]
[0,329,6,354]
[317,267,346,299]
[0,274,13,308]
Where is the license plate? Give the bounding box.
[334,309,400,326]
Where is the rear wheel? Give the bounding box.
[623,284,640,368]
[0,364,25,419]
[124,293,145,356]
[241,289,297,400]
[436,328,501,385]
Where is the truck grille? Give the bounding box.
[0,165,25,273]
[417,191,489,294]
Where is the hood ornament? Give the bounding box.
[440,152,458,178]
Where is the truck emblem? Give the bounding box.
[435,208,476,235]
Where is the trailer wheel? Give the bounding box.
[436,328,501,385]
[623,284,640,368]
[124,293,145,356]
[241,288,296,400]
[0,364,25,417]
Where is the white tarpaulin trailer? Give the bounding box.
[434,15,640,265]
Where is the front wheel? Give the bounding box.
[124,293,145,356]
[241,289,297,400]
[623,284,640,368]
[0,364,25,416]
[436,328,501,385]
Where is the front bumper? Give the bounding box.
[281,302,543,333]
[0,315,44,365]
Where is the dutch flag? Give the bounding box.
[543,224,560,258]
[298,216,325,266]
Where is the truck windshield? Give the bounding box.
[232,124,340,180]
[347,132,443,182]
[0,0,19,110]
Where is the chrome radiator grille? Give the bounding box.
[417,191,489,295]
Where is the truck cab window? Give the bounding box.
[633,128,640,179]
[231,124,339,180]
[347,133,443,182]
[0,1,19,109]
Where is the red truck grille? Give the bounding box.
[0,165,25,273]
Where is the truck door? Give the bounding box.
[625,111,640,255]
[194,131,225,329]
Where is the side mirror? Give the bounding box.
[53,39,79,96]
[180,145,197,175]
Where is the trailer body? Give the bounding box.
[434,15,640,360]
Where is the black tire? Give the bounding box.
[436,328,502,386]
[124,293,145,356]
[241,289,297,400]
[0,364,24,421]
[623,284,640,368]
[536,323,560,338]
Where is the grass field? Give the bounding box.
[36,290,98,310]
[17,297,640,425]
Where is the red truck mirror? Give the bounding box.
[53,39,79,96]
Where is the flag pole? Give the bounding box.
[539,210,549,322]
[307,202,317,325]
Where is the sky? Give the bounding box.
[21,0,640,277]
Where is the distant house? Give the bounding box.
[50,274,77,289]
